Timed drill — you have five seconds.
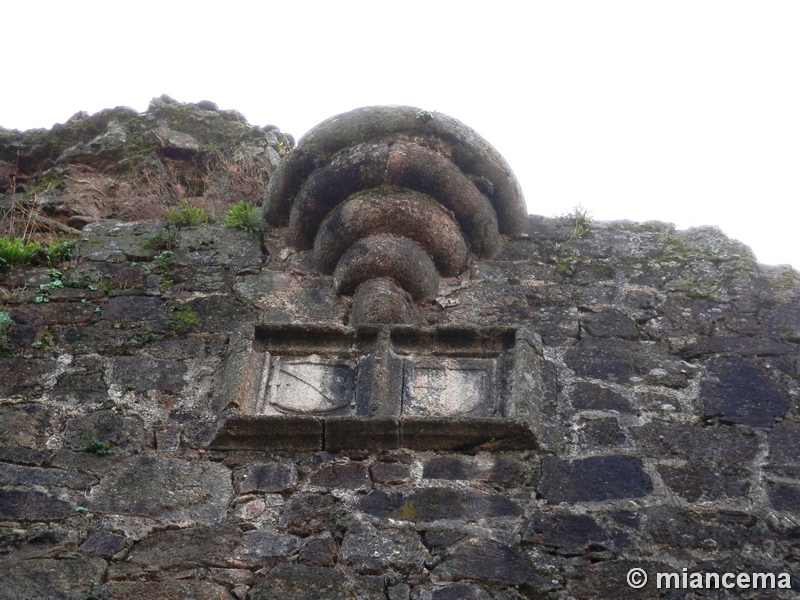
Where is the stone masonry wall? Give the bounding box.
[1,213,798,599]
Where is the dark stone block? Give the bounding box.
[0,359,53,396]
[568,559,671,600]
[564,338,650,382]
[210,416,324,451]
[658,463,751,502]
[643,506,757,550]
[239,462,298,494]
[579,418,625,447]
[0,404,54,447]
[0,444,49,465]
[359,487,522,521]
[700,357,788,427]
[126,525,242,570]
[298,533,338,567]
[280,493,340,536]
[582,309,639,339]
[249,563,385,600]
[432,540,540,586]
[415,582,492,599]
[99,581,230,600]
[422,455,524,486]
[86,457,232,524]
[571,382,634,413]
[111,355,187,392]
[768,482,800,512]
[422,530,467,551]
[762,304,800,341]
[310,462,371,491]
[340,522,425,574]
[64,410,149,453]
[524,512,611,550]
[0,463,95,489]
[187,295,255,333]
[680,336,793,358]
[768,421,800,465]
[539,456,653,503]
[632,423,759,462]
[0,558,107,600]
[101,295,166,322]
[80,530,127,558]
[0,489,73,521]
[370,462,410,484]
[325,418,400,451]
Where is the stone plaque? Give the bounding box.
[402,359,495,417]
[267,355,354,415]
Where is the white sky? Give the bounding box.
[4,1,799,268]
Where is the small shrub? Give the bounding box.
[224,201,262,233]
[142,228,177,251]
[165,199,210,227]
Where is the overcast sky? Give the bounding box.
[4,1,799,268]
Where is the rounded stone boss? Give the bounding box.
[263,106,527,325]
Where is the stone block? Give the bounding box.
[700,357,789,427]
[249,563,385,600]
[0,558,107,600]
[539,456,653,503]
[310,462,371,491]
[359,487,522,522]
[86,457,232,524]
[431,540,540,586]
[0,489,73,521]
[238,462,298,494]
[340,522,425,574]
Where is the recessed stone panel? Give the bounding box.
[266,355,355,416]
[402,358,495,417]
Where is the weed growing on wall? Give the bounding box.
[224,201,262,233]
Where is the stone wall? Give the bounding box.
[1,105,799,599]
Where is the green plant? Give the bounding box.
[43,239,76,265]
[80,432,112,456]
[0,311,12,345]
[224,201,262,233]
[142,228,177,251]
[0,237,41,270]
[561,204,593,239]
[74,506,89,515]
[166,305,200,332]
[165,199,210,227]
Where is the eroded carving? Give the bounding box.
[263,106,527,325]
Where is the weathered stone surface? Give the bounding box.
[564,338,654,382]
[249,563,385,600]
[0,489,73,521]
[360,487,522,521]
[700,357,789,426]
[0,558,107,600]
[126,525,242,569]
[0,463,95,489]
[0,359,54,396]
[632,422,759,462]
[570,382,634,413]
[658,462,751,502]
[310,461,371,491]
[340,522,426,574]
[333,234,440,301]
[111,355,187,392]
[371,461,411,484]
[64,410,149,454]
[768,482,800,512]
[238,462,298,494]
[280,493,340,535]
[298,532,338,567]
[581,308,639,339]
[643,506,759,550]
[0,444,49,465]
[432,540,541,586]
[581,419,625,449]
[538,456,653,503]
[350,278,425,326]
[86,457,232,523]
[422,455,524,487]
[567,559,670,600]
[0,404,54,447]
[524,512,614,550]
[767,421,800,476]
[80,530,128,558]
[99,581,230,600]
[412,583,492,600]
[101,295,166,323]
